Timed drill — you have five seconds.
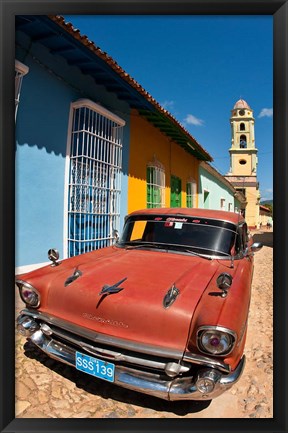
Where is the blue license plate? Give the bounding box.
[75,351,115,382]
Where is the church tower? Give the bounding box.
[225,99,260,228]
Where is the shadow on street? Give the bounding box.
[252,231,273,248]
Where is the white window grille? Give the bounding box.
[147,157,165,208]
[65,99,125,257]
[186,179,197,208]
[15,60,29,121]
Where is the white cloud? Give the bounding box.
[184,114,204,126]
[258,108,273,118]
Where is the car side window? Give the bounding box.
[242,223,249,249]
[234,230,242,255]
[236,223,249,255]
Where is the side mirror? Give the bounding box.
[251,242,263,253]
[112,229,120,243]
[48,248,61,266]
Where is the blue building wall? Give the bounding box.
[198,165,235,211]
[16,31,130,268]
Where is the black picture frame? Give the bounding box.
[1,1,287,433]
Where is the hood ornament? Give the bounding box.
[64,268,82,287]
[163,284,180,309]
[99,277,127,296]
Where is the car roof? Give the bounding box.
[127,208,245,226]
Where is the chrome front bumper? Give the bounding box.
[16,312,246,401]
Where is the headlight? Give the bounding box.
[16,280,40,308]
[197,327,236,356]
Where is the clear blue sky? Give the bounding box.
[65,15,273,201]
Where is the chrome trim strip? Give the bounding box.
[79,342,166,369]
[15,279,37,289]
[41,322,188,372]
[128,213,239,229]
[28,328,245,401]
[197,325,237,339]
[20,309,184,360]
[183,351,231,373]
[220,356,246,385]
[19,311,231,373]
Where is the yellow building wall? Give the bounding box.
[244,186,260,228]
[233,154,253,176]
[128,112,200,213]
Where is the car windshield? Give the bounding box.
[118,214,239,258]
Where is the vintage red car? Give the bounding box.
[16,208,262,401]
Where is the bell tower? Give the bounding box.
[225,99,260,228]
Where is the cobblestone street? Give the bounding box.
[15,230,273,418]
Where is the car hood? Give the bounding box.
[20,247,222,352]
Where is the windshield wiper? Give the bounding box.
[182,249,213,260]
[184,247,232,260]
[122,242,162,250]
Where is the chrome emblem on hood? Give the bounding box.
[99,277,127,296]
[163,284,180,309]
[64,268,82,286]
[82,313,128,328]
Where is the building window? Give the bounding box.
[65,99,125,257]
[240,123,245,131]
[186,180,197,208]
[204,190,210,209]
[240,135,247,148]
[170,175,182,208]
[228,202,233,212]
[147,158,165,208]
[15,60,29,121]
[220,198,226,211]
